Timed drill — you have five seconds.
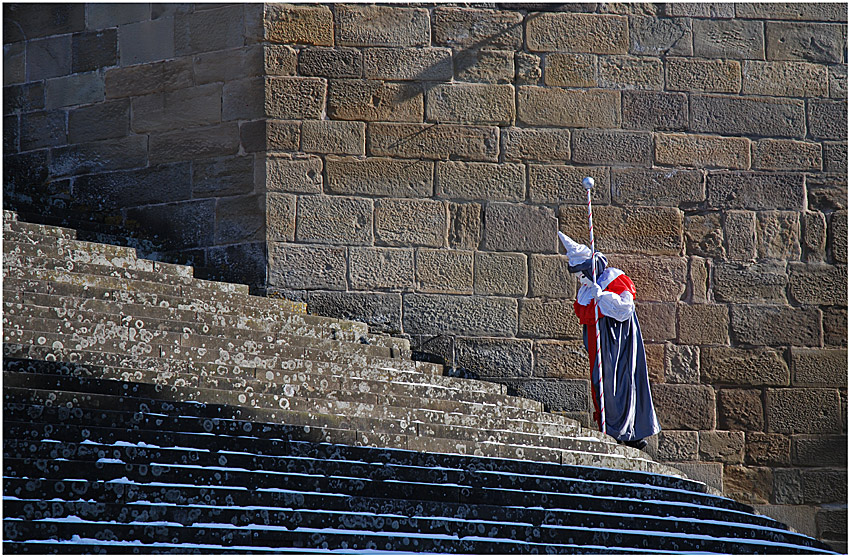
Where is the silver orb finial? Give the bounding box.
[582,176,595,190]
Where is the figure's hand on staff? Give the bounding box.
[588,283,603,300]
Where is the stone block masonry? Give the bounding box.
[3,3,846,550]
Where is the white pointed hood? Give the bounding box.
[557,232,592,266]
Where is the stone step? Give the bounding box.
[3,209,18,221]
[4,218,78,240]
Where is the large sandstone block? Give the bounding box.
[533,340,588,379]
[308,291,402,333]
[295,195,373,246]
[683,213,724,259]
[264,4,333,46]
[790,348,848,388]
[51,135,148,176]
[688,256,710,304]
[788,263,847,306]
[363,48,452,80]
[132,83,221,133]
[724,465,773,506]
[349,247,414,291]
[664,344,700,384]
[105,59,193,98]
[545,53,596,88]
[832,210,848,264]
[454,337,533,379]
[652,384,716,430]
[713,261,788,304]
[5,82,45,114]
[263,155,322,194]
[808,99,848,141]
[298,47,362,78]
[415,248,473,294]
[369,123,499,162]
[621,90,688,131]
[691,95,806,138]
[767,389,842,434]
[699,431,745,464]
[724,211,757,261]
[474,252,527,296]
[507,379,591,412]
[44,71,104,110]
[426,83,515,125]
[222,77,264,121]
[265,77,326,120]
[573,130,652,166]
[193,155,254,198]
[125,199,215,251]
[666,58,741,93]
[693,19,765,59]
[484,203,558,253]
[655,133,750,170]
[746,433,791,466]
[706,172,805,210]
[655,430,699,462]
[737,3,847,21]
[328,80,422,122]
[448,203,482,250]
[19,110,66,151]
[27,35,71,81]
[73,163,191,211]
[335,5,430,47]
[436,161,525,202]
[518,86,620,128]
[559,205,683,256]
[731,305,821,347]
[678,303,729,345]
[823,142,848,174]
[174,5,245,56]
[215,194,264,244]
[718,388,765,431]
[453,49,514,84]
[266,193,295,242]
[702,347,790,386]
[823,307,847,348]
[611,168,703,207]
[268,243,347,290]
[374,198,447,248]
[808,174,847,211]
[194,45,268,84]
[433,7,523,49]
[240,119,300,152]
[792,435,848,467]
[529,165,610,205]
[608,254,687,303]
[528,254,575,299]
[518,299,583,340]
[326,156,432,198]
[5,4,84,42]
[629,15,692,56]
[301,120,365,155]
[752,139,822,171]
[68,100,129,144]
[766,22,845,64]
[741,61,828,97]
[502,128,570,162]
[756,211,801,260]
[802,210,828,262]
[402,294,517,337]
[598,56,663,90]
[527,13,628,53]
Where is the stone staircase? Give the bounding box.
[1,210,836,553]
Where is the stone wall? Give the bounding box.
[2,2,847,549]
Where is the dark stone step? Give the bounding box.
[3,542,277,554]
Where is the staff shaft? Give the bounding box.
[586,187,606,434]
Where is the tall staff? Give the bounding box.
[582,176,605,434]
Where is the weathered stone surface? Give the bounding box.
[265,77,326,120]
[573,130,652,166]
[527,13,628,53]
[790,348,848,388]
[296,195,373,246]
[19,110,66,151]
[515,52,542,84]
[455,337,533,379]
[72,29,117,73]
[611,168,703,207]
[264,4,333,46]
[240,119,300,152]
[666,57,741,93]
[656,133,750,170]
[663,344,699,384]
[629,15,692,56]
[363,48,452,80]
[454,49,514,84]
[691,95,805,138]
[545,53,596,87]
[335,5,430,47]
[560,205,683,256]
[736,3,847,21]
[125,199,215,251]
[301,120,365,155]
[652,384,716,430]
[403,294,517,337]
[349,247,415,291]
[752,139,822,171]
[474,252,527,296]
[766,22,846,64]
[132,83,221,133]
[655,430,699,462]
[802,210,827,262]
[268,243,347,290]
[433,7,523,49]
[533,340,587,379]
[328,80,422,122]
[706,172,805,211]
[426,83,515,125]
[808,174,847,211]
[702,347,789,387]
[788,263,847,306]
[718,388,765,431]
[68,99,129,144]
[732,305,821,347]
[106,59,193,98]
[308,291,402,333]
[118,17,175,65]
[742,60,828,97]
[529,166,608,205]
[693,19,765,59]
[448,203,481,250]
[724,211,757,261]
[818,508,848,548]
[645,343,665,384]
[436,161,524,202]
[756,211,801,260]
[369,123,499,162]
[823,306,847,348]
[415,248,473,294]
[832,210,848,264]
[4,114,18,152]
[508,379,591,412]
[610,254,687,303]
[724,465,773,506]
[193,155,254,198]
[518,299,583,340]
[502,128,570,162]
[713,261,788,304]
[215,194,264,244]
[670,462,724,492]
[666,3,735,17]
[326,156,432,198]
[808,99,848,141]
[528,255,575,299]
[374,199,447,248]
[700,431,745,464]
[3,42,25,85]
[4,82,45,114]
[195,45,267,84]
[767,389,842,434]
[636,303,677,342]
[793,435,848,467]
[222,77,264,121]
[518,86,620,128]
[266,193,295,242]
[27,35,71,81]
[298,47,361,78]
[598,55,663,90]
[51,135,148,177]
[824,142,848,174]
[683,212,724,259]
[622,90,688,130]
[44,71,105,110]
[175,5,246,56]
[773,468,847,505]
[485,203,558,253]
[5,3,85,42]
[746,433,791,466]
[678,304,729,345]
[73,162,190,211]
[264,155,322,194]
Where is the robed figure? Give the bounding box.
[559,232,660,449]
